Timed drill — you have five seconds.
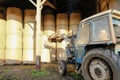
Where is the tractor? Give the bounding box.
[48,9,120,80]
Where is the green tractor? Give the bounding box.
[48,9,120,80]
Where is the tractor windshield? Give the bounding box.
[112,18,120,43]
[92,16,110,42]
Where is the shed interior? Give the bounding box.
[0,0,119,64]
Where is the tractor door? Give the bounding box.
[75,21,91,64]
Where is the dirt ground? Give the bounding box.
[0,63,83,80]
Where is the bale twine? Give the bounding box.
[56,13,68,60]
[6,7,22,64]
[69,13,81,35]
[0,8,6,64]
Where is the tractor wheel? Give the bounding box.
[58,60,67,76]
[82,49,120,80]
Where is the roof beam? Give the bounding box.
[29,0,47,8]
[29,0,57,9]
[29,0,37,7]
[44,1,57,9]
[40,0,47,7]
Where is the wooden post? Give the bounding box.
[29,0,56,71]
[29,0,43,71]
[36,0,42,71]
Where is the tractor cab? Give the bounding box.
[75,9,120,64]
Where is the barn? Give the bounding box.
[0,0,119,65]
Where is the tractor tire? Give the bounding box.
[82,49,120,80]
[58,60,67,76]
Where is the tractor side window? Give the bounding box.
[76,22,90,44]
[112,18,120,43]
[113,18,120,37]
[92,16,110,41]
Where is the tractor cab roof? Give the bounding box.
[80,9,120,23]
